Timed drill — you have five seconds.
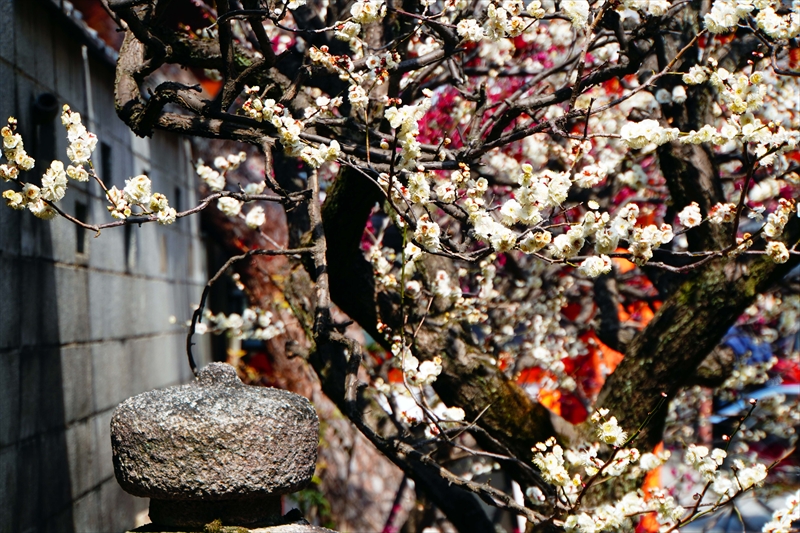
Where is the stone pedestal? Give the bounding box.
[111,363,330,530]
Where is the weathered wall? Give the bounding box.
[0,1,211,531]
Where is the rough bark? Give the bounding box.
[597,234,800,450]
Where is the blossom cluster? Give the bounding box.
[1,119,55,219]
[1,108,176,225]
[1,117,35,179]
[61,105,97,167]
[763,489,800,533]
[195,152,270,229]
[105,174,177,224]
[241,86,341,168]
[193,307,286,341]
[530,410,773,533]
[385,92,434,171]
[704,0,800,39]
[532,430,675,532]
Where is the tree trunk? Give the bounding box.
[597,243,800,450]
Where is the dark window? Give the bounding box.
[75,202,88,254]
[174,186,182,212]
[31,93,58,174]
[100,142,112,187]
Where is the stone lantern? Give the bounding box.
[110,363,335,532]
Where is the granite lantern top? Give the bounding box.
[111,363,325,529]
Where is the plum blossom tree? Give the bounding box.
[2,0,800,531]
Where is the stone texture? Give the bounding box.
[111,363,319,502]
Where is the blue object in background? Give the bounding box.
[723,327,773,364]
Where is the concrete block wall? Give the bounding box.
[0,1,212,531]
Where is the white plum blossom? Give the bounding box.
[704,0,751,33]
[41,160,68,202]
[574,164,607,188]
[627,223,673,265]
[335,22,362,41]
[415,214,441,251]
[526,0,545,17]
[620,120,679,149]
[434,181,456,203]
[684,444,727,482]
[0,163,19,181]
[672,85,689,106]
[245,206,266,229]
[22,183,40,203]
[157,207,177,225]
[2,190,24,209]
[66,164,89,182]
[28,199,57,220]
[732,459,768,489]
[681,124,723,145]
[456,19,484,42]
[532,438,572,486]
[149,193,169,213]
[708,202,737,224]
[764,199,796,237]
[1,120,35,175]
[351,0,386,24]
[678,202,703,228]
[244,181,266,195]
[61,105,98,165]
[408,172,431,204]
[384,94,432,170]
[639,451,669,471]
[432,270,455,299]
[578,255,612,278]
[755,6,800,40]
[197,162,226,191]
[562,0,590,28]
[749,178,782,203]
[106,186,131,219]
[300,140,341,168]
[519,231,551,254]
[348,85,369,111]
[123,174,152,205]
[766,241,790,263]
[440,406,465,422]
[597,416,627,446]
[644,0,671,16]
[217,197,243,217]
[405,279,422,298]
[622,0,671,16]
[404,355,443,386]
[564,513,597,533]
[763,490,800,533]
[499,199,523,225]
[550,226,585,259]
[594,228,620,255]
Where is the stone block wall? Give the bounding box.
[0,1,211,531]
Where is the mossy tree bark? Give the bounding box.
[597,239,800,450]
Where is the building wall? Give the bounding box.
[0,1,211,531]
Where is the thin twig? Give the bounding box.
[186,246,313,376]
